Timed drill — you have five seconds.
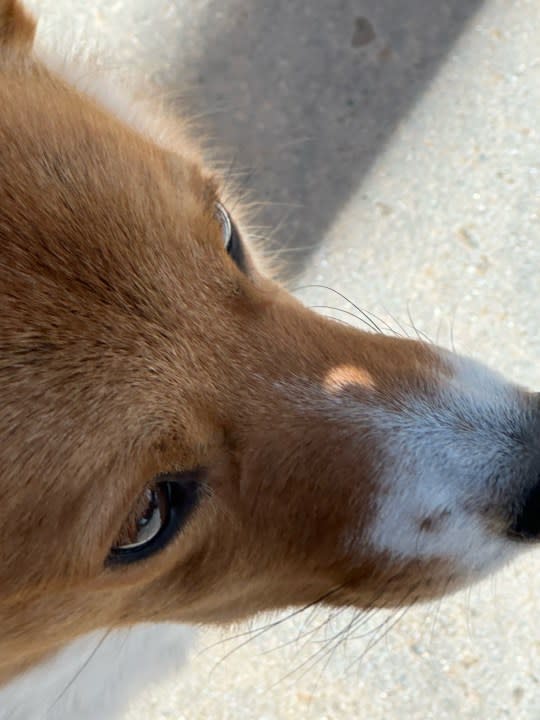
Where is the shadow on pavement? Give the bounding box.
[167,0,484,277]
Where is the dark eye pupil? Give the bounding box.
[138,490,157,527]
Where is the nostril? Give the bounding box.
[510,480,540,540]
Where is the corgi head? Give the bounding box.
[0,0,538,682]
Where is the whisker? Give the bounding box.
[297,284,420,340]
[450,309,457,353]
[309,305,383,334]
[244,200,305,210]
[406,302,434,345]
[263,600,356,657]
[265,583,397,690]
[48,629,111,713]
[203,585,346,671]
[258,244,319,256]
[427,583,451,649]
[379,304,412,339]
[344,589,418,678]
[295,284,382,334]
[312,314,354,328]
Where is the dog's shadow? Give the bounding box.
[161,0,484,277]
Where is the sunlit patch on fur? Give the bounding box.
[324,365,375,393]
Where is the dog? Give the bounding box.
[0,1,538,718]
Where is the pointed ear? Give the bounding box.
[0,0,35,51]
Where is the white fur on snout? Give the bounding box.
[367,351,528,575]
[276,349,529,579]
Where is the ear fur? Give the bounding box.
[0,0,35,51]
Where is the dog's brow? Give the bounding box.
[163,150,219,213]
[201,175,221,215]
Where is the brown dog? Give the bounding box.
[0,1,538,718]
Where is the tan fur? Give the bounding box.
[0,0,34,49]
[0,0,512,689]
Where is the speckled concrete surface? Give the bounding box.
[26,0,540,718]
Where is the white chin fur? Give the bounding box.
[0,624,194,720]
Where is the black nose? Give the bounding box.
[510,480,540,540]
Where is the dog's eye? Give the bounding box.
[215,203,246,270]
[113,486,167,550]
[108,473,200,565]
[216,202,232,249]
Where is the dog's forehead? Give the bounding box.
[0,63,216,234]
[0,61,237,505]
[0,61,230,311]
